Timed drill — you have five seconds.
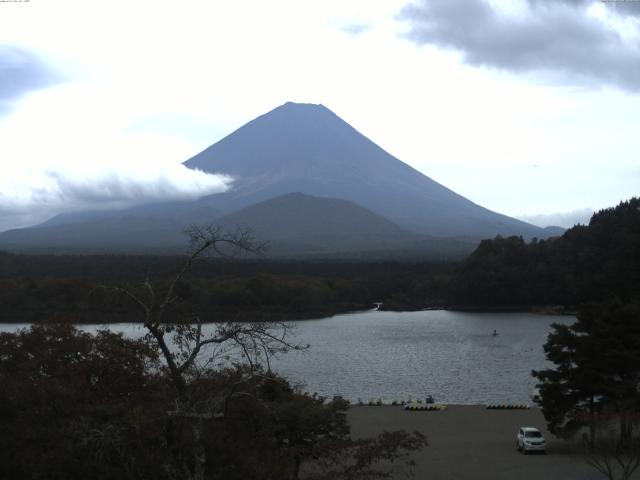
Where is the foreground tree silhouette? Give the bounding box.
[0,324,166,479]
[0,323,428,479]
[108,225,427,479]
[111,225,299,479]
[533,300,640,445]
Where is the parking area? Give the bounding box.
[347,405,628,480]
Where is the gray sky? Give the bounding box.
[0,0,638,230]
[0,45,62,115]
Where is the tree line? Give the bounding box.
[0,251,454,322]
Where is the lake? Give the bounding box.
[0,310,572,405]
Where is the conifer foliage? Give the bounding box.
[533,300,640,445]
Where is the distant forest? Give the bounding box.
[0,197,637,322]
[0,253,453,323]
[449,197,640,308]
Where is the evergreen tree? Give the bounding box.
[533,299,640,444]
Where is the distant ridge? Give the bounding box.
[216,192,409,241]
[208,192,477,258]
[0,193,476,258]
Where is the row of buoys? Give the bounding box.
[357,400,436,406]
[486,404,530,410]
[404,403,447,411]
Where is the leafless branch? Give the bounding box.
[583,422,640,480]
[97,224,290,480]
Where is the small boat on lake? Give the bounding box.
[530,388,541,403]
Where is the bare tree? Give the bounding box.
[104,225,427,480]
[584,436,640,480]
[112,225,300,480]
[583,409,640,480]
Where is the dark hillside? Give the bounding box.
[451,198,640,308]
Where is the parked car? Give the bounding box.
[517,427,546,454]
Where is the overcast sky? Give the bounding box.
[1,0,639,230]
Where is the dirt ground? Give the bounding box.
[347,405,637,480]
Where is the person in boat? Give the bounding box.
[492,329,498,336]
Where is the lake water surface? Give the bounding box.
[1,310,572,405]
[273,310,571,405]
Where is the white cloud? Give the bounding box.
[0,83,231,231]
[0,165,231,230]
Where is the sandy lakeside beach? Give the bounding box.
[347,405,629,480]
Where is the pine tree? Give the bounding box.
[533,300,640,444]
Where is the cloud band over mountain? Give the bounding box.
[0,166,232,232]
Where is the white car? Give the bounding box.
[517,427,546,454]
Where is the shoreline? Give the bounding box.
[0,305,577,325]
[380,304,577,316]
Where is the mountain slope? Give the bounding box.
[185,102,545,238]
[211,192,476,258]
[0,203,222,253]
[216,192,409,242]
[0,216,190,253]
[38,201,223,229]
[0,193,477,258]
